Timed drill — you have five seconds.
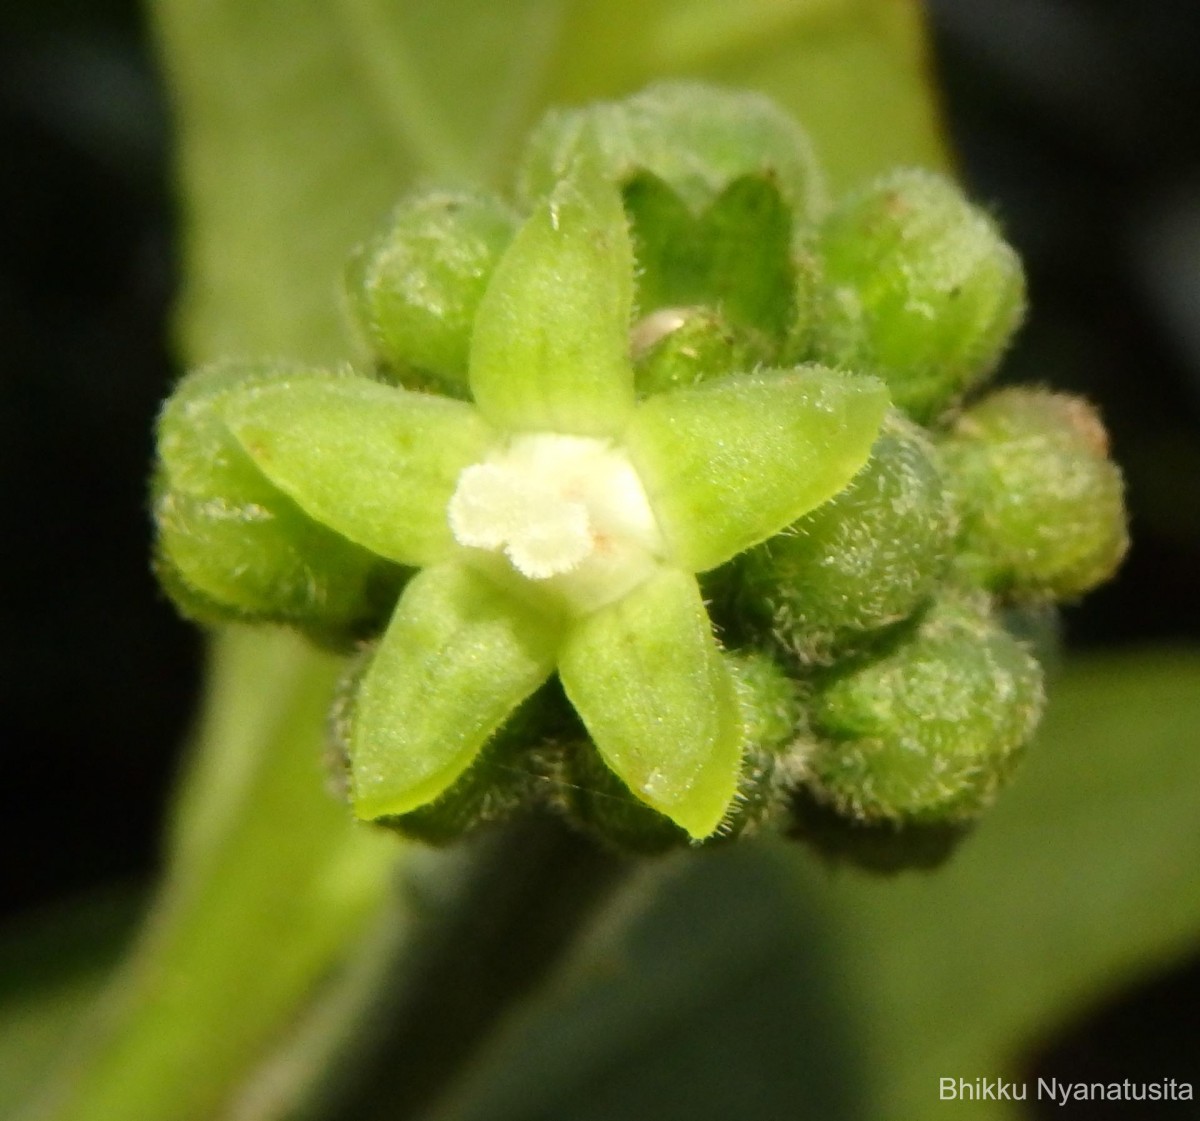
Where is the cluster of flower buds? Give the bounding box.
[154,83,1127,863]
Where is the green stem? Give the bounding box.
[23,628,401,1121]
[332,820,629,1121]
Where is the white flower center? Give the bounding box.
[448,434,663,606]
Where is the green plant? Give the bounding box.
[152,82,1123,853]
[6,5,1199,1121]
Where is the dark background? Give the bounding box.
[2,0,1198,1107]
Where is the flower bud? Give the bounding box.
[345,188,517,393]
[814,169,1026,422]
[805,592,1045,824]
[737,413,956,661]
[517,81,826,220]
[154,361,403,644]
[941,388,1129,599]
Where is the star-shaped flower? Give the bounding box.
[220,168,887,838]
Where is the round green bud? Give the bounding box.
[736,412,956,661]
[725,649,805,758]
[517,81,826,221]
[631,305,776,396]
[941,388,1129,599]
[805,592,1045,824]
[345,188,517,393]
[154,361,403,644]
[814,168,1026,422]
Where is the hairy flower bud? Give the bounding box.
[737,413,956,661]
[154,361,403,644]
[942,388,1129,599]
[517,81,826,220]
[346,189,517,392]
[814,168,1026,422]
[805,593,1045,824]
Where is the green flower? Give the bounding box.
[218,166,886,839]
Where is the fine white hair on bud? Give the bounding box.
[447,433,664,598]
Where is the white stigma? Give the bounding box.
[448,434,663,585]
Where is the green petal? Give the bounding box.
[225,378,492,566]
[558,568,741,839]
[468,168,635,437]
[625,366,889,572]
[349,563,560,820]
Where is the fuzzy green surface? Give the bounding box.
[632,306,775,396]
[345,188,517,390]
[739,412,956,661]
[943,388,1129,599]
[816,168,1026,423]
[154,361,395,636]
[517,81,827,219]
[623,172,798,341]
[559,648,801,852]
[808,593,1045,823]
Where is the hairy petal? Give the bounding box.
[558,568,741,839]
[469,168,635,437]
[625,366,888,572]
[349,563,559,820]
[226,377,492,566]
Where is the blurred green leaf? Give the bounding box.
[0,895,138,1117]
[153,0,946,365]
[426,845,872,1121]
[418,651,1200,1121]
[22,630,400,1121]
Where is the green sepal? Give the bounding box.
[154,361,399,637]
[941,388,1129,599]
[468,168,635,437]
[625,366,889,573]
[225,377,492,567]
[517,81,826,221]
[807,592,1045,824]
[349,563,560,821]
[814,168,1026,423]
[345,188,517,393]
[623,171,798,341]
[737,412,956,661]
[557,568,741,839]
